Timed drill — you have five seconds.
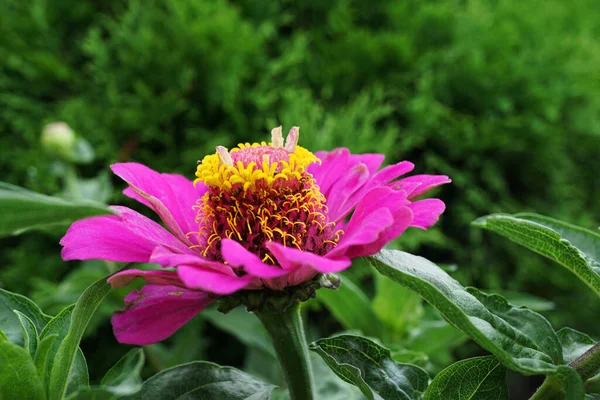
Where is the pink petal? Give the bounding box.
[108,269,184,288]
[150,247,233,274]
[111,163,204,246]
[60,214,156,262]
[409,199,446,229]
[177,266,254,295]
[221,239,289,278]
[328,187,414,259]
[267,242,351,273]
[112,285,213,345]
[392,175,452,200]
[110,206,194,255]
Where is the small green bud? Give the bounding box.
[41,122,77,159]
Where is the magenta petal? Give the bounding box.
[112,285,213,345]
[393,175,452,200]
[111,163,204,246]
[267,242,351,273]
[150,247,233,274]
[60,214,156,262]
[328,187,414,259]
[221,239,288,278]
[108,269,184,288]
[177,266,254,295]
[409,199,446,230]
[110,206,194,255]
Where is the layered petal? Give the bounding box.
[392,175,452,200]
[112,163,205,246]
[177,266,254,295]
[60,214,156,263]
[268,242,351,273]
[408,198,446,229]
[327,187,413,259]
[150,246,255,294]
[108,269,184,288]
[112,285,214,345]
[221,239,289,278]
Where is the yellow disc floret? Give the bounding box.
[194,127,319,192]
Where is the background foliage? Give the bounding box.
[1,0,599,396]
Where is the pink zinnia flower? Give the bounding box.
[60,127,450,345]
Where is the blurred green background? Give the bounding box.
[1,0,599,396]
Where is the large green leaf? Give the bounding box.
[424,356,507,400]
[557,328,596,364]
[473,213,600,296]
[0,288,51,347]
[373,273,422,340]
[48,274,112,400]
[318,275,383,338]
[0,336,46,400]
[34,334,59,390]
[119,361,276,400]
[309,334,429,400]
[0,181,111,237]
[369,250,560,375]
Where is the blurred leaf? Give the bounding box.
[491,290,555,312]
[369,250,562,375]
[0,336,45,400]
[203,306,275,358]
[69,137,95,164]
[318,275,383,338]
[557,327,595,364]
[0,288,50,347]
[309,334,429,400]
[373,273,423,340]
[48,273,112,400]
[0,182,111,237]
[424,356,507,400]
[473,213,600,297]
[39,305,90,397]
[14,310,38,356]
[119,361,276,400]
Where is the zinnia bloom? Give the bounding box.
[60,126,450,345]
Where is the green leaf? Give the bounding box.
[14,310,39,356]
[48,274,111,400]
[34,334,59,390]
[119,361,276,400]
[318,275,383,338]
[0,181,111,237]
[0,288,51,347]
[468,288,563,364]
[0,337,46,400]
[369,250,560,375]
[101,348,145,393]
[373,273,423,340]
[557,327,596,364]
[67,348,145,400]
[424,356,508,400]
[39,305,90,397]
[473,213,600,297]
[551,366,585,400]
[491,290,555,312]
[309,334,429,400]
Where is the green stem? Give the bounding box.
[531,342,600,399]
[255,302,315,400]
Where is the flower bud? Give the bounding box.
[41,122,77,159]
